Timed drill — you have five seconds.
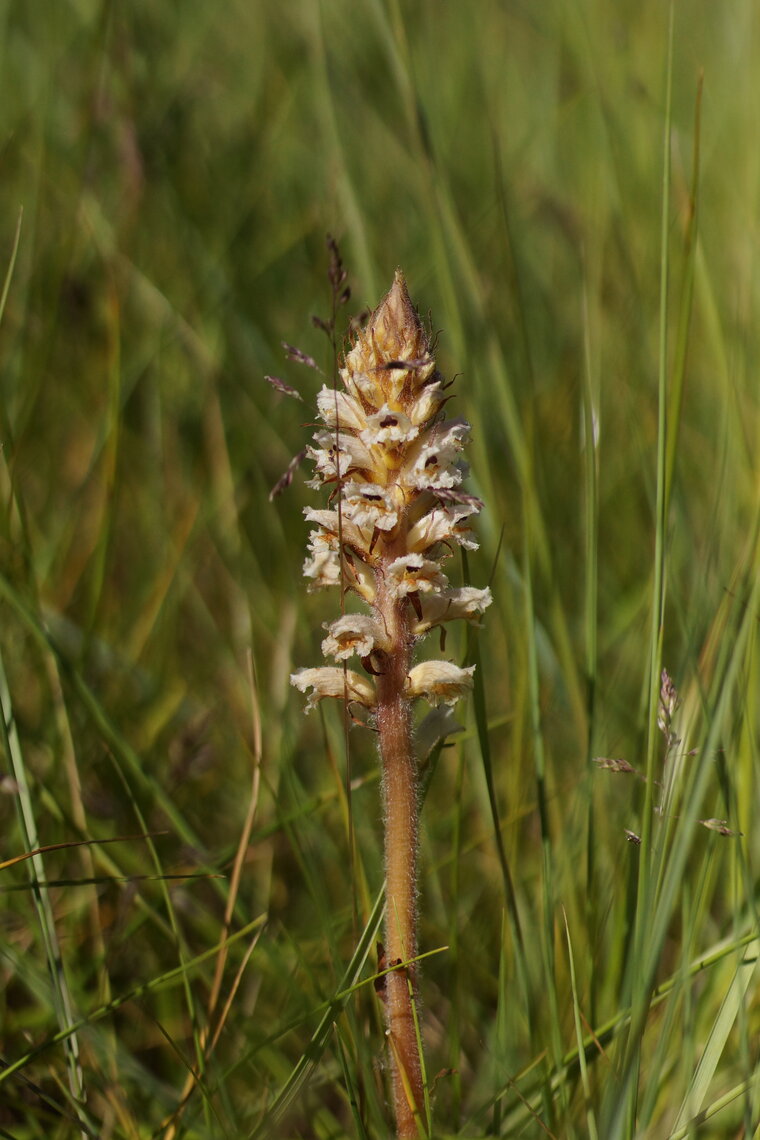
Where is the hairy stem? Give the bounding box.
[376,550,427,1138]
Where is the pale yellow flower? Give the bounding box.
[290,667,376,711]
[412,586,493,634]
[321,614,387,661]
[406,660,477,706]
[387,555,449,598]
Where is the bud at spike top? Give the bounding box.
[290,270,491,712]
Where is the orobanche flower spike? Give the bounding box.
[290,269,491,1139]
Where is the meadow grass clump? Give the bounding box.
[289,263,490,1137]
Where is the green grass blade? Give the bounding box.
[249,884,385,1138]
[562,907,599,1140]
[0,645,85,1117]
[672,938,760,1131]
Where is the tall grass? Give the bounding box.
[0,1,759,1136]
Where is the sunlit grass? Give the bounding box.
[0,1,759,1137]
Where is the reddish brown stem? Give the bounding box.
[376,557,427,1138]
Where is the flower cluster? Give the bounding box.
[290,270,491,716]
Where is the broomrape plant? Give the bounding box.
[289,268,491,1138]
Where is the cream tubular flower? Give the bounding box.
[407,503,480,553]
[306,431,373,486]
[342,481,399,533]
[321,613,387,660]
[302,530,341,590]
[387,554,448,598]
[406,419,470,491]
[289,667,376,712]
[406,660,477,706]
[343,368,385,409]
[412,585,493,634]
[303,530,376,602]
[303,507,367,556]
[408,381,445,426]
[360,404,419,447]
[316,386,366,432]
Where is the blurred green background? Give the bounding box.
[1,1,759,1136]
